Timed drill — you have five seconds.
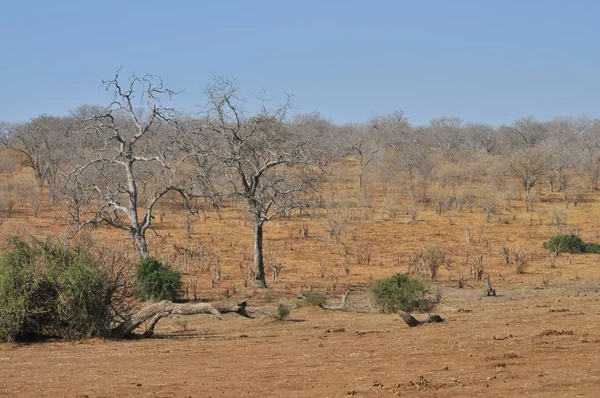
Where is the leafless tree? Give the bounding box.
[373,114,432,205]
[427,117,466,160]
[578,119,600,190]
[0,122,16,174]
[507,146,549,209]
[0,121,12,143]
[465,123,499,154]
[505,116,548,148]
[344,123,381,192]
[4,115,75,206]
[70,70,192,259]
[542,122,579,193]
[195,78,323,288]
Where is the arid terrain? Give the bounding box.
[1,283,599,397]
[2,156,600,397]
[3,2,600,396]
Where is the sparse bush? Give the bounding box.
[421,246,447,280]
[408,246,447,280]
[297,291,326,307]
[135,257,181,301]
[264,291,273,303]
[273,303,290,321]
[371,273,433,313]
[513,249,530,274]
[542,234,584,254]
[356,243,371,265]
[469,255,485,281]
[0,236,125,342]
[501,244,511,264]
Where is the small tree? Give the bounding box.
[135,257,181,301]
[371,273,432,313]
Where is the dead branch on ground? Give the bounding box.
[111,299,253,338]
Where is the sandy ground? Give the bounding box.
[2,281,599,398]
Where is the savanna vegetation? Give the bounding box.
[2,71,600,342]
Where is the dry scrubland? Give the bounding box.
[1,150,600,397]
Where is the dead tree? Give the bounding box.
[194,78,324,288]
[344,124,381,192]
[70,70,193,259]
[506,147,549,209]
[5,115,75,206]
[111,299,253,338]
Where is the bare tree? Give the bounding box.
[4,115,74,206]
[0,122,16,174]
[373,114,432,205]
[344,123,381,192]
[465,123,499,154]
[195,78,323,288]
[70,70,191,259]
[542,122,579,193]
[427,117,465,161]
[0,121,12,143]
[505,116,548,148]
[507,146,549,209]
[579,119,600,190]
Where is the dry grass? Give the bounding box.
[0,157,599,297]
[2,156,600,396]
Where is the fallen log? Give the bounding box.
[111,299,253,338]
[398,311,444,327]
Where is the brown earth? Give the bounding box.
[2,283,600,397]
[2,160,600,396]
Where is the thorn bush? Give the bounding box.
[0,236,126,342]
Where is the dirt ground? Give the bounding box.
[2,280,599,398]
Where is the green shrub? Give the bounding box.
[297,291,326,307]
[371,273,432,313]
[0,236,120,342]
[135,257,181,301]
[542,234,585,254]
[0,258,33,341]
[584,242,600,254]
[273,303,291,321]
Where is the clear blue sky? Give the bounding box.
[1,0,599,126]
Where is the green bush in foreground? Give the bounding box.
[135,257,181,301]
[0,236,116,342]
[371,273,433,313]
